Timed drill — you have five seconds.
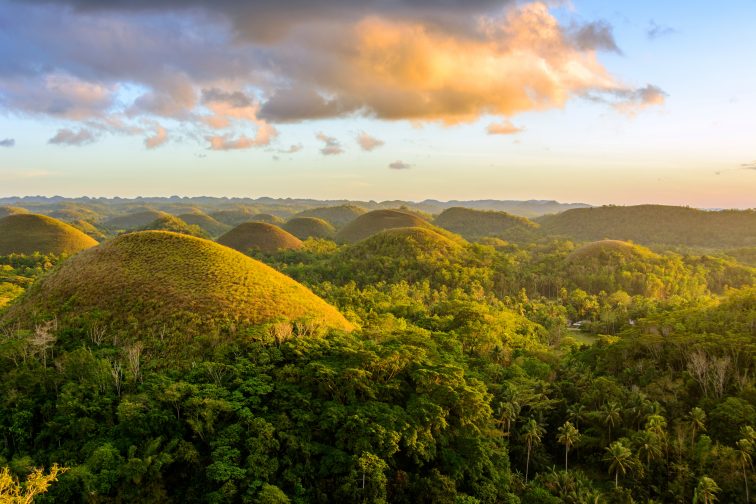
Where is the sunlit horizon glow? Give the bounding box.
[0,0,754,209]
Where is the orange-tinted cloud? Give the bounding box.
[487,120,522,135]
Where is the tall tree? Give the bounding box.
[693,476,721,504]
[556,421,581,471]
[735,438,753,503]
[521,418,545,482]
[604,440,634,488]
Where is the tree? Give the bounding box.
[600,401,622,444]
[604,440,634,488]
[0,464,67,503]
[521,418,545,482]
[688,407,707,444]
[693,476,720,504]
[734,437,753,503]
[556,421,580,471]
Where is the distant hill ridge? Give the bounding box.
[537,205,756,248]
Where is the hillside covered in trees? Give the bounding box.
[0,200,754,503]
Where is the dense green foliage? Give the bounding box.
[537,205,756,248]
[0,214,98,256]
[218,223,303,254]
[0,205,754,503]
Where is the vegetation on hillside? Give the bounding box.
[217,223,303,254]
[0,214,98,256]
[139,215,210,238]
[434,207,540,242]
[178,213,231,238]
[283,217,336,240]
[293,205,367,228]
[103,210,172,231]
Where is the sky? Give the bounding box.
[0,0,754,208]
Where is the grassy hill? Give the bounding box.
[209,207,259,226]
[283,217,336,240]
[2,231,353,340]
[0,206,29,218]
[140,215,210,238]
[218,222,303,253]
[0,214,98,255]
[566,239,660,262]
[538,205,756,248]
[335,209,461,244]
[293,205,366,228]
[434,207,540,242]
[104,210,171,231]
[251,213,285,225]
[69,219,107,241]
[178,212,231,237]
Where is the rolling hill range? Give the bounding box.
[0,214,98,255]
[335,209,461,244]
[434,207,539,242]
[293,205,367,228]
[283,217,336,240]
[218,222,303,253]
[537,205,756,248]
[1,231,353,339]
[0,206,29,218]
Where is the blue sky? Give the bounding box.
[0,0,754,207]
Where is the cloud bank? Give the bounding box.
[0,1,665,150]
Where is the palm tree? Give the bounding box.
[687,407,707,444]
[557,421,581,471]
[735,438,753,503]
[604,440,633,488]
[495,401,520,437]
[693,476,720,504]
[600,401,622,443]
[521,418,545,482]
[634,429,663,468]
[567,403,586,430]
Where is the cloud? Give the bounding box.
[583,84,667,115]
[0,138,14,147]
[356,131,384,151]
[316,132,344,155]
[279,143,303,154]
[48,128,97,146]
[144,125,168,149]
[647,21,676,40]
[0,1,663,147]
[486,120,522,135]
[741,161,756,171]
[389,160,411,170]
[569,20,622,54]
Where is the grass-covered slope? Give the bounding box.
[566,239,660,262]
[0,214,98,255]
[538,205,756,247]
[178,212,231,237]
[0,206,29,218]
[218,222,303,253]
[140,215,210,238]
[2,231,353,334]
[283,217,336,240]
[251,213,285,225]
[209,207,258,226]
[104,210,171,231]
[434,207,539,241]
[293,205,367,228]
[335,209,456,243]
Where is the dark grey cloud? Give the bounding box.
[389,160,411,170]
[259,88,359,123]
[569,21,622,54]
[647,20,676,40]
[48,128,97,145]
[0,138,14,147]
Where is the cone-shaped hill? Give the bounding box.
[283,217,336,240]
[330,227,467,286]
[2,231,353,338]
[104,210,171,231]
[434,207,539,242]
[251,213,285,225]
[335,209,462,244]
[294,205,366,228]
[0,214,98,255]
[567,239,660,263]
[217,222,303,254]
[0,206,30,218]
[139,215,210,238]
[209,207,258,226]
[178,212,231,238]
